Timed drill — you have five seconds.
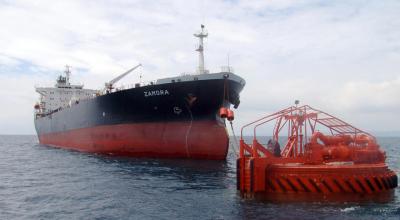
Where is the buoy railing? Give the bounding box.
[240,105,375,159]
[239,107,293,158]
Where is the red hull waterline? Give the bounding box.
[38,120,229,160]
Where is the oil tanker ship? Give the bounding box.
[34,25,245,159]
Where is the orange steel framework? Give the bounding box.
[237,105,397,200]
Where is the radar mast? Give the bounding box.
[194,24,208,74]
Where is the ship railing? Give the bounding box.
[180,72,195,76]
[34,83,84,89]
[115,80,157,91]
[220,66,234,73]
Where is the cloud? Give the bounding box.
[333,78,400,112]
[0,0,399,136]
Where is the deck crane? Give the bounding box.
[104,63,142,93]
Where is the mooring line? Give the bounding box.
[229,121,239,156]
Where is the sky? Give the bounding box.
[0,0,399,136]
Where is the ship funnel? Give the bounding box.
[194,24,208,74]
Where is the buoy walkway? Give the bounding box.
[237,104,397,199]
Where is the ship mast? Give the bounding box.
[194,24,208,74]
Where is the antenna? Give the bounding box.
[194,24,208,74]
[227,53,230,72]
[200,0,206,24]
[65,65,71,85]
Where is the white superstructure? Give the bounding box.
[35,66,97,114]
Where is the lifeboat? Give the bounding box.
[237,104,397,201]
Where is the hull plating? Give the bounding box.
[39,121,229,159]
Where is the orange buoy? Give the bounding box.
[219,107,228,118]
[227,109,234,121]
[237,104,397,201]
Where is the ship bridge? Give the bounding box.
[35,66,97,114]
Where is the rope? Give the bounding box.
[229,121,240,157]
[223,76,238,156]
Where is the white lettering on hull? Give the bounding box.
[144,90,170,97]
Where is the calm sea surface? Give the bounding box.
[0,135,398,219]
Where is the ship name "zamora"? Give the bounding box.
[144,89,170,97]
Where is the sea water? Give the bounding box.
[0,135,398,219]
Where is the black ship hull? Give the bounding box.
[34,73,245,159]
